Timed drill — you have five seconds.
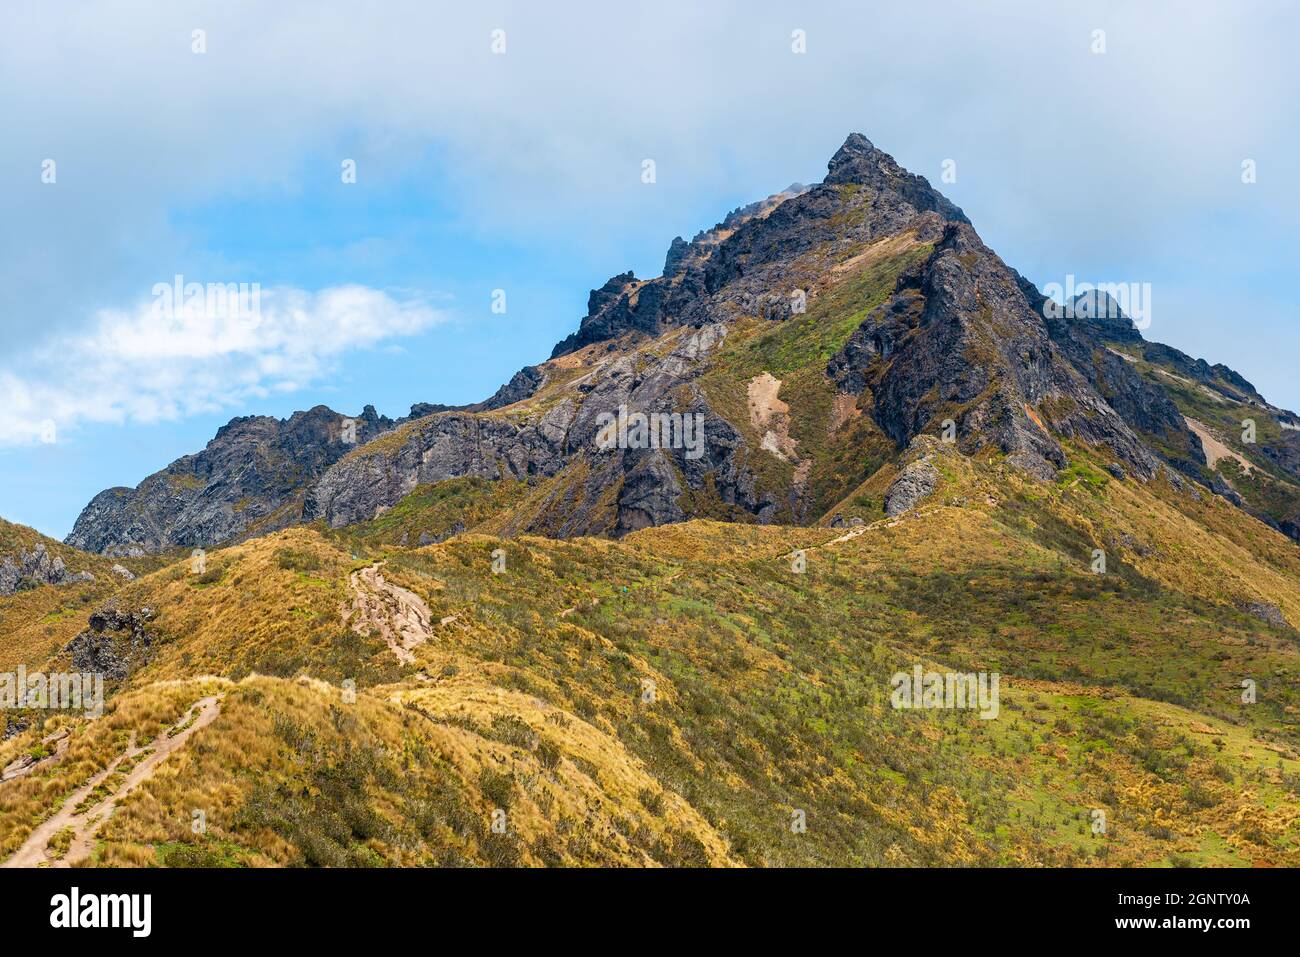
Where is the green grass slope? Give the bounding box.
[2,452,1297,867]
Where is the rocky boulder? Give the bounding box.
[884,442,942,517]
[1241,601,1289,629]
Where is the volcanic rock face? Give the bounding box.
[307,137,1076,534]
[66,404,395,554]
[305,321,755,534]
[305,408,572,529]
[66,133,1300,548]
[825,218,1170,481]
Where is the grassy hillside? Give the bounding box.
[0,516,161,580]
[3,450,1298,867]
[320,477,533,549]
[0,518,166,670]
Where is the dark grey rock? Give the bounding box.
[307,320,764,537]
[663,237,690,278]
[829,219,1159,481]
[616,451,686,534]
[1211,473,1245,506]
[65,404,396,554]
[64,607,155,680]
[470,366,548,411]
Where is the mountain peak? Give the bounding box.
[824,132,888,183]
[823,132,969,224]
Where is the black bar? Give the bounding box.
[0,866,1289,944]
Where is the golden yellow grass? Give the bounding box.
[81,674,732,867]
[3,444,1300,867]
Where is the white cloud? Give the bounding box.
[4,1,1294,331]
[0,285,445,445]
[1,0,1297,407]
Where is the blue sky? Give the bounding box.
[2,0,1297,539]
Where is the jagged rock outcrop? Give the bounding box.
[469,365,548,412]
[1042,290,1300,538]
[0,543,94,596]
[307,322,760,534]
[64,607,155,680]
[550,272,650,357]
[885,446,941,517]
[550,183,815,357]
[1140,341,1264,405]
[829,220,1162,480]
[66,404,395,554]
[1028,287,1205,475]
[305,410,570,528]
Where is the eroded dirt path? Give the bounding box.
[824,506,943,546]
[347,563,435,665]
[781,505,948,565]
[3,695,222,868]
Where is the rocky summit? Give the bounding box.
[66,134,1300,553]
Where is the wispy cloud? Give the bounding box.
[0,285,445,445]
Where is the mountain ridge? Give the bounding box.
[63,134,1300,554]
[8,128,1300,866]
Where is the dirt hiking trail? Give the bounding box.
[3,695,222,868]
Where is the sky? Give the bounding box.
[1,0,1296,539]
